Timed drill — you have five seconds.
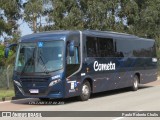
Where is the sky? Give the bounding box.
[0,19,33,42]
[19,0,32,36]
[19,20,33,36]
[19,0,50,37]
[19,0,33,36]
[0,0,52,42]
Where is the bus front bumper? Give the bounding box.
[14,81,64,99]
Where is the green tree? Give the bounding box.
[0,45,14,66]
[23,0,50,33]
[0,45,5,66]
[0,0,22,66]
[0,0,22,38]
[44,0,124,31]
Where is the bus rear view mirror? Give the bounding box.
[4,43,17,58]
[69,41,74,56]
[4,47,10,58]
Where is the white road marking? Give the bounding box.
[0,98,38,104]
[113,117,124,120]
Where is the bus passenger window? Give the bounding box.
[86,36,114,57]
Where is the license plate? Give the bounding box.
[29,89,39,94]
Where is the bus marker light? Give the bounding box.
[81,73,86,76]
[86,68,89,72]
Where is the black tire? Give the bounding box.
[39,98,50,101]
[131,75,139,91]
[78,81,91,101]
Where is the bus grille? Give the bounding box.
[20,78,49,94]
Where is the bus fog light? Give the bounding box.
[14,80,22,87]
[49,79,61,87]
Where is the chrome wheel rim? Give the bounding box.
[82,84,89,96]
[134,78,138,88]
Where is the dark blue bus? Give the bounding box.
[5,30,157,101]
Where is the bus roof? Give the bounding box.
[83,30,154,41]
[21,30,71,41]
[20,30,155,42]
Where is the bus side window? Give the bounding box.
[86,36,114,57]
[86,37,97,57]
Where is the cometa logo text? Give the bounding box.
[94,61,116,71]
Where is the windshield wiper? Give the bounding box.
[21,57,32,75]
[38,52,49,74]
[21,48,36,75]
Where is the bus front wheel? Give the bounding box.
[131,75,139,91]
[78,81,91,101]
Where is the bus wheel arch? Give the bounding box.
[135,73,140,83]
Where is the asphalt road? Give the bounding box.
[0,80,160,120]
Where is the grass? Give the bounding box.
[0,89,15,101]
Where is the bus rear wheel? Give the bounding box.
[78,81,91,101]
[131,75,139,91]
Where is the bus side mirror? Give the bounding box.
[4,47,10,58]
[4,43,17,58]
[69,41,74,56]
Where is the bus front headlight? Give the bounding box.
[49,79,61,87]
[14,80,22,87]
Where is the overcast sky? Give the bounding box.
[19,20,32,36]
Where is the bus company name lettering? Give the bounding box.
[94,61,116,71]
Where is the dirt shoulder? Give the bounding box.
[144,78,160,86]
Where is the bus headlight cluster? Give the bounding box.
[14,80,22,87]
[49,79,61,87]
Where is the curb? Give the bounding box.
[0,98,38,104]
[0,97,12,102]
[0,96,27,102]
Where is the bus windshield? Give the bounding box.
[15,41,64,73]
